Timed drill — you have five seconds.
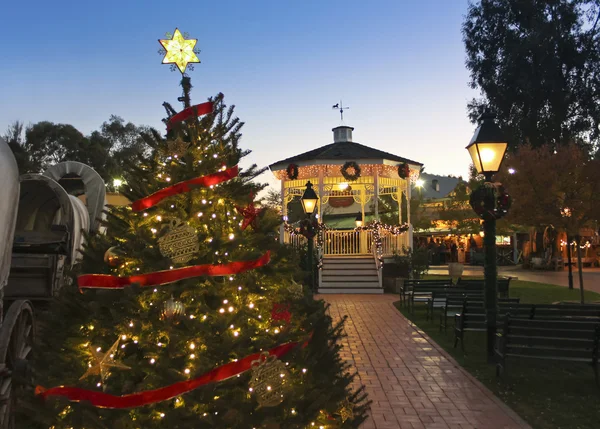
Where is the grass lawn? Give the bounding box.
[395,278,600,429]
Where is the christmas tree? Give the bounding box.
[17,29,368,428]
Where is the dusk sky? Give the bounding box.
[1,0,476,189]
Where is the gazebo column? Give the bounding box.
[318,170,324,222]
[279,179,286,243]
[407,178,413,249]
[359,186,368,254]
[374,168,379,220]
[397,185,403,225]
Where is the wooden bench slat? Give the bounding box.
[507,335,595,348]
[495,314,600,385]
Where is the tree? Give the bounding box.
[463,0,600,152]
[435,180,481,235]
[18,91,368,428]
[4,116,150,185]
[262,188,283,212]
[497,143,600,300]
[3,121,37,173]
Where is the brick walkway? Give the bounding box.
[321,294,530,429]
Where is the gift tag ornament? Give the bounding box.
[158,219,199,264]
[249,352,289,408]
[161,296,185,321]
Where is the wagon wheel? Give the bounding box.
[0,301,35,429]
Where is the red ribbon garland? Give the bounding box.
[166,101,214,131]
[36,338,308,409]
[78,252,270,290]
[131,166,239,212]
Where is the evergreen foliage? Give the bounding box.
[17,91,368,428]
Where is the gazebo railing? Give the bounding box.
[323,230,372,255]
[283,228,406,257]
[379,231,406,256]
[284,231,308,248]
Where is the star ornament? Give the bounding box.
[159,28,200,74]
[79,338,131,382]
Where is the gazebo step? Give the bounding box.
[318,287,384,294]
[322,275,378,282]
[320,281,381,288]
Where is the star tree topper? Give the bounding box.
[79,338,131,382]
[159,28,200,74]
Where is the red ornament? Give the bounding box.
[235,194,264,230]
[271,303,292,324]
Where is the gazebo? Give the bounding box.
[269,125,423,293]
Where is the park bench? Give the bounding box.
[400,279,452,311]
[454,303,600,351]
[454,302,535,350]
[456,277,511,298]
[439,297,520,332]
[425,287,484,321]
[495,316,600,385]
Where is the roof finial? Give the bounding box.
[332,100,349,122]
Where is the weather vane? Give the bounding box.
[332,101,350,122]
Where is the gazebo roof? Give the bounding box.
[269,126,423,171]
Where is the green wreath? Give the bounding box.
[469,183,511,221]
[398,163,410,179]
[286,163,299,180]
[341,161,361,181]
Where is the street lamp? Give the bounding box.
[301,181,318,215]
[300,181,319,292]
[466,110,509,362]
[355,212,363,228]
[466,111,508,182]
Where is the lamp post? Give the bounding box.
[300,181,319,292]
[466,111,509,362]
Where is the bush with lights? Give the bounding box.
[17,30,368,429]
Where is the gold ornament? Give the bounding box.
[337,399,354,423]
[164,137,190,158]
[249,352,289,408]
[79,338,131,382]
[104,246,124,267]
[159,28,200,74]
[161,296,185,321]
[158,219,199,264]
